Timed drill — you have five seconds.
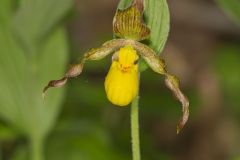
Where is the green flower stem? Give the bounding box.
[31,136,44,160]
[131,94,141,160]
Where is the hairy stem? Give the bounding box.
[131,95,141,160]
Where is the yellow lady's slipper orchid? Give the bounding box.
[105,45,139,106]
[43,2,189,133]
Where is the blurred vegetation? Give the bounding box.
[0,0,240,160]
[214,44,240,118]
[216,0,240,24]
[0,0,71,159]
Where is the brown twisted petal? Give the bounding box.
[42,39,127,97]
[42,63,82,98]
[65,63,83,78]
[165,74,189,134]
[42,77,67,98]
[130,40,189,133]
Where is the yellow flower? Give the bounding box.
[104,45,139,106]
[43,3,189,132]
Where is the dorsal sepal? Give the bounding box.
[113,4,150,41]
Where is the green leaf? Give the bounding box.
[12,0,73,53]
[0,0,69,142]
[216,0,240,24]
[118,0,170,54]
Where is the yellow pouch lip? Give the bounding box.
[104,46,139,107]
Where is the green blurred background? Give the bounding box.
[0,0,240,160]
